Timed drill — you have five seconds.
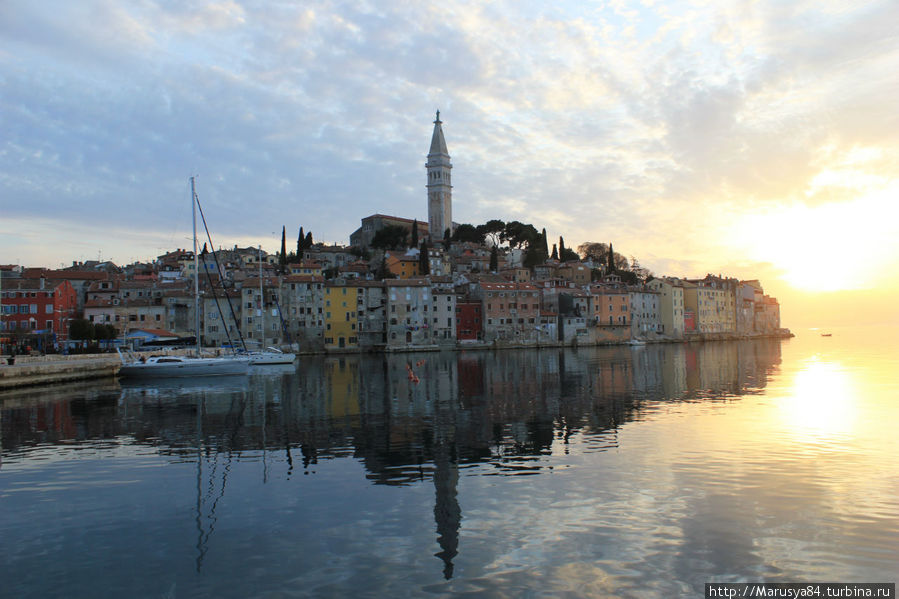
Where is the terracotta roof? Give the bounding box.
[284,275,325,283]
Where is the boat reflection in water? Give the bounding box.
[2,331,897,597]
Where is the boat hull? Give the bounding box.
[119,357,249,378]
[247,352,297,365]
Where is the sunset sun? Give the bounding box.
[729,180,899,293]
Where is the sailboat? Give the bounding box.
[245,246,297,366]
[117,178,250,379]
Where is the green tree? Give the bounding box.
[94,323,117,349]
[577,242,609,263]
[523,244,544,268]
[559,236,578,261]
[304,231,313,250]
[376,256,395,280]
[349,246,371,260]
[69,318,95,349]
[452,223,485,244]
[297,226,305,255]
[478,219,505,247]
[411,219,419,248]
[371,225,409,250]
[541,228,549,257]
[489,245,498,272]
[524,228,549,268]
[279,226,287,274]
[551,244,559,260]
[419,241,430,275]
[502,221,539,249]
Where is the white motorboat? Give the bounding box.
[246,347,297,365]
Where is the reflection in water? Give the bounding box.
[2,334,896,597]
[781,358,855,444]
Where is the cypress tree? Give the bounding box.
[551,244,558,260]
[411,219,419,248]
[608,242,615,273]
[559,236,566,260]
[541,228,549,258]
[279,226,287,274]
[304,232,313,249]
[419,241,430,275]
[297,227,304,255]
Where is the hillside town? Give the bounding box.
[0,113,786,355]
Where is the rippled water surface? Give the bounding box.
[2,326,897,598]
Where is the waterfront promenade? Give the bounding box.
[0,354,120,390]
[0,329,791,390]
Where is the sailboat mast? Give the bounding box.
[191,176,201,355]
[258,245,264,347]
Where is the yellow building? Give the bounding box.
[683,276,737,334]
[384,251,420,279]
[324,283,359,350]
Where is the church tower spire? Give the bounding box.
[427,110,452,241]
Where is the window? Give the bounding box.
[46,304,53,314]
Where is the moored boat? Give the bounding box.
[117,177,249,380]
[118,352,249,378]
[246,347,297,365]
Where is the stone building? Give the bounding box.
[427,111,452,241]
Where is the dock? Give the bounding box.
[0,355,120,390]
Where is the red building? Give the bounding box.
[1,279,79,350]
[455,299,483,341]
[684,309,696,332]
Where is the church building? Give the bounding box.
[350,112,454,248]
[426,110,452,241]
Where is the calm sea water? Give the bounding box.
[2,327,897,598]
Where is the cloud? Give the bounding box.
[1,0,897,308]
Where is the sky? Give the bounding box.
[2,0,898,328]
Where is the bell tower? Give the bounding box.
[426,111,452,241]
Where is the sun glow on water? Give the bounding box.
[779,358,856,444]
